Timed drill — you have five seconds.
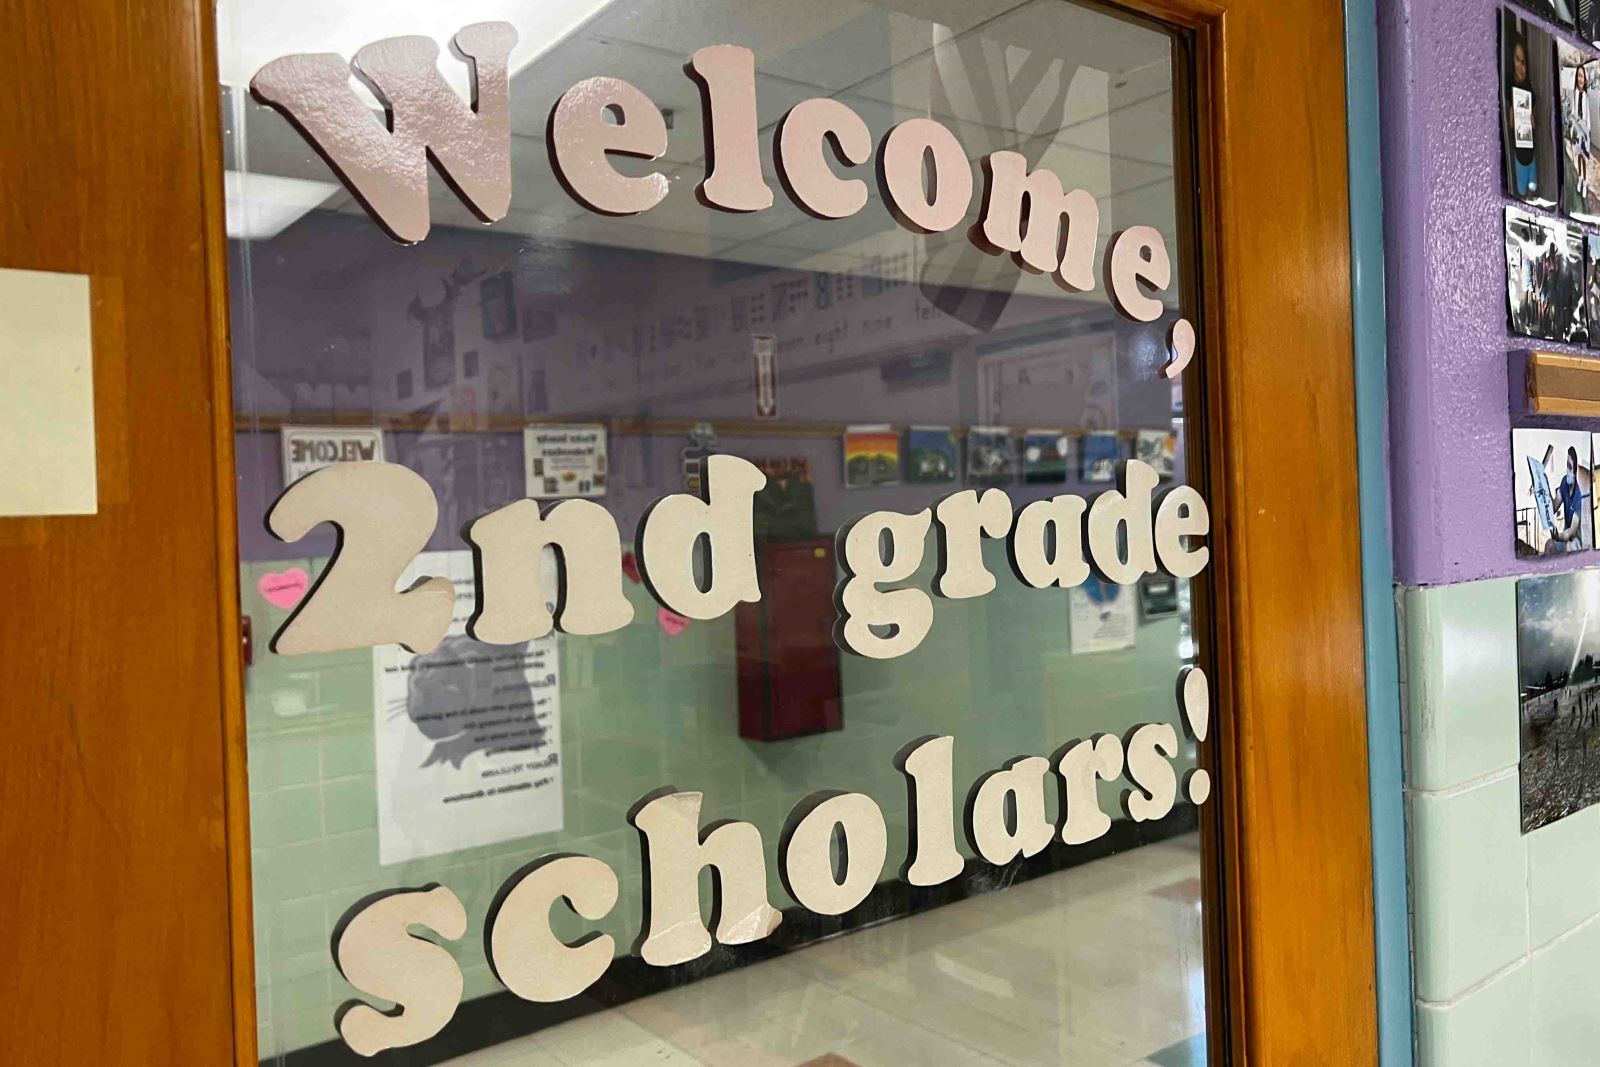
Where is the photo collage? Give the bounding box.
[841,425,1178,490]
[1502,5,1600,344]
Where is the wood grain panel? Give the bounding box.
[1136,0,1380,1062]
[0,0,244,1063]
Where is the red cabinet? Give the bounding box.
[735,538,843,741]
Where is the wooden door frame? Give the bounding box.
[0,0,1374,1062]
[1116,0,1379,1061]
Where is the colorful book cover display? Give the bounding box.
[1022,430,1070,483]
[843,425,901,487]
[1136,430,1177,480]
[967,427,1017,485]
[905,426,959,483]
[1080,432,1122,483]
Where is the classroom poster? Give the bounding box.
[280,425,386,485]
[1069,577,1138,654]
[373,550,563,865]
[525,423,607,498]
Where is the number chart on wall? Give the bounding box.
[219,1,1216,1063]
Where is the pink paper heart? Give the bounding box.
[258,568,311,609]
[657,608,691,637]
[621,551,642,585]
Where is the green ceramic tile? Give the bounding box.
[1403,580,1520,792]
[252,784,323,848]
[267,895,328,965]
[1416,963,1529,1067]
[321,776,377,835]
[320,729,375,778]
[1410,775,1529,1000]
[1530,917,1600,1065]
[248,736,320,794]
[1527,804,1600,946]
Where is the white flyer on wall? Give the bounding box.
[1068,577,1138,655]
[524,423,607,498]
[280,425,386,484]
[373,549,563,865]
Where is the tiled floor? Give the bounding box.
[447,835,1206,1067]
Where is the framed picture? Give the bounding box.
[1503,11,1559,207]
[1506,207,1586,344]
[1517,569,1600,834]
[1512,427,1593,558]
[481,270,518,340]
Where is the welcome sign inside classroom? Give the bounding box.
[246,22,1211,1056]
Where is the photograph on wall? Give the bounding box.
[1588,235,1600,349]
[374,550,563,864]
[905,426,959,483]
[1069,576,1138,654]
[1516,568,1600,835]
[1022,430,1070,483]
[524,423,607,498]
[1583,0,1600,47]
[966,426,1016,486]
[1135,429,1177,480]
[843,425,901,487]
[1512,427,1593,558]
[1506,207,1587,343]
[1503,12,1560,206]
[1559,42,1600,221]
[1080,431,1123,483]
[480,270,518,339]
[1524,0,1578,29]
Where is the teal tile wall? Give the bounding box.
[244,541,1198,1057]
[1403,579,1600,1067]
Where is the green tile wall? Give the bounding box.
[244,541,1197,1057]
[1403,579,1600,1067]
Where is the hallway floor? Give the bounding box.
[447,834,1206,1067]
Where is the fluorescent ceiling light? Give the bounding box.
[224,170,341,240]
[215,0,617,105]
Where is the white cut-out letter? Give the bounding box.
[977,151,1100,292]
[1107,226,1172,323]
[1009,495,1090,589]
[251,23,516,244]
[1122,723,1179,822]
[1154,485,1211,579]
[267,462,453,655]
[835,508,934,659]
[780,792,888,915]
[1057,735,1125,845]
[934,489,1013,599]
[965,756,1055,865]
[487,856,618,1003]
[631,791,781,966]
[776,98,872,218]
[687,46,772,212]
[1086,458,1160,585]
[333,886,466,1056]
[879,118,973,233]
[467,498,633,642]
[637,454,766,619]
[896,735,965,886]
[551,77,670,216]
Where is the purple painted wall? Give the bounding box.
[1380,0,1600,585]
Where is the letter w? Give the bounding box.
[250,23,517,245]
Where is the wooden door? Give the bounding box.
[0,0,1374,1063]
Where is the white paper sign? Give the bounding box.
[281,425,386,484]
[1069,578,1138,655]
[524,423,607,498]
[374,550,563,865]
